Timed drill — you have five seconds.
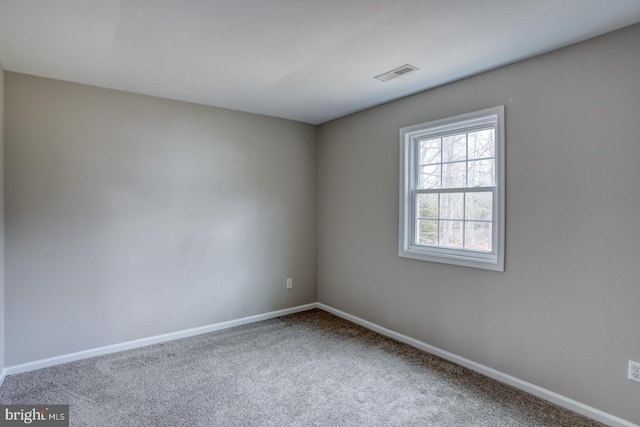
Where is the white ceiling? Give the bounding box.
[1,1,639,125]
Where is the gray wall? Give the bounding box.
[0,65,5,372]
[4,73,317,366]
[318,24,640,424]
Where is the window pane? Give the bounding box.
[468,129,495,160]
[465,222,492,251]
[439,220,463,248]
[419,165,440,189]
[442,162,466,188]
[468,159,495,187]
[419,138,441,165]
[440,193,463,220]
[417,220,438,245]
[417,193,438,219]
[465,192,493,220]
[442,134,466,162]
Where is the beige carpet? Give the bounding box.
[0,309,605,426]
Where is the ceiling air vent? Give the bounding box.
[374,64,419,82]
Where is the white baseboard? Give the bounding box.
[317,303,638,427]
[0,369,5,387]
[4,303,319,376]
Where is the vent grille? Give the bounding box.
[374,64,419,82]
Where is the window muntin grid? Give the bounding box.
[413,128,495,252]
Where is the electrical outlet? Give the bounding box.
[286,278,293,289]
[629,361,640,383]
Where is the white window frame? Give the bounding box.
[399,106,505,271]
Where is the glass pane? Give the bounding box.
[442,133,466,162]
[419,138,441,165]
[468,159,495,187]
[440,193,463,220]
[439,220,463,248]
[419,165,440,189]
[417,220,438,246]
[468,128,495,160]
[465,222,492,251]
[442,162,466,188]
[465,192,493,220]
[417,193,438,219]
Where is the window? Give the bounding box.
[399,106,505,271]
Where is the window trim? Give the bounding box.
[399,106,505,271]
